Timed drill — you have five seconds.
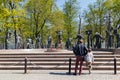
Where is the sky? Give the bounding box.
[56,0,96,13]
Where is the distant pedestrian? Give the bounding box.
[84,48,94,74]
[73,39,87,75]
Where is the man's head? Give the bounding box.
[79,39,83,43]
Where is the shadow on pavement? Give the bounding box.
[49,72,68,75]
[49,72,89,76]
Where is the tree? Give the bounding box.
[48,10,64,43]
[104,0,120,27]
[84,0,106,36]
[25,0,54,48]
[63,0,79,40]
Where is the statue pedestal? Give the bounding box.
[45,48,68,52]
[46,48,57,52]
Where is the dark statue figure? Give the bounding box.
[65,38,72,49]
[106,30,114,48]
[114,24,120,48]
[93,32,103,49]
[55,30,63,48]
[57,31,62,43]
[86,30,92,48]
[47,35,52,48]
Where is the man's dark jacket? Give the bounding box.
[73,43,87,56]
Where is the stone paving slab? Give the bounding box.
[0,70,119,80]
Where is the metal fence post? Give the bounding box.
[68,58,72,74]
[24,57,27,73]
[114,57,117,74]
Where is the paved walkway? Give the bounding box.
[0,70,119,80]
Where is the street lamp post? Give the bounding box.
[75,15,83,44]
[78,15,81,34]
[104,12,114,48]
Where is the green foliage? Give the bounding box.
[1,0,120,49]
[84,0,107,36]
[25,0,55,47]
[63,0,79,40]
[48,10,64,42]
